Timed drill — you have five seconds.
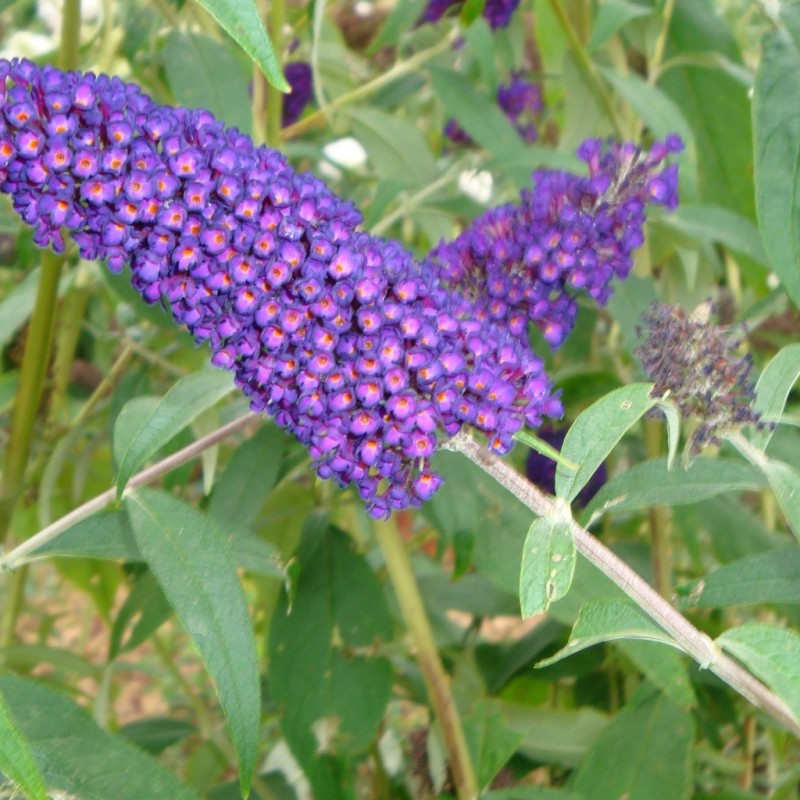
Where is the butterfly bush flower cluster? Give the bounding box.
[0,58,579,517]
[445,71,544,147]
[424,136,683,348]
[418,0,521,30]
[636,301,767,453]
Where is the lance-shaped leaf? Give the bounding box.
[520,517,576,617]
[0,674,199,799]
[536,599,679,668]
[717,623,800,724]
[677,547,800,609]
[751,343,800,450]
[573,687,693,800]
[556,383,659,502]
[194,0,289,91]
[754,27,800,305]
[125,489,260,797]
[114,370,235,498]
[0,688,48,800]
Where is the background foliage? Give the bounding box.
[1,0,800,798]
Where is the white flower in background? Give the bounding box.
[458,169,493,204]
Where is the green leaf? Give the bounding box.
[656,398,680,470]
[109,570,171,659]
[486,146,584,190]
[347,107,437,185]
[617,640,696,710]
[665,204,769,267]
[0,688,48,800]
[268,524,392,799]
[427,66,527,161]
[230,534,284,578]
[118,717,197,756]
[677,547,800,609]
[759,457,800,542]
[588,0,652,51]
[520,518,575,617]
[717,623,800,724]
[463,701,522,791]
[125,489,260,797]
[484,790,585,800]
[536,599,679,668]
[600,67,694,145]
[573,687,693,800]
[556,383,657,503]
[581,457,764,522]
[208,424,287,529]
[660,0,755,219]
[605,272,658,350]
[460,0,486,26]
[115,370,235,499]
[0,269,41,351]
[163,31,251,134]
[497,702,609,767]
[751,344,800,450]
[28,510,140,562]
[515,429,578,471]
[193,0,289,91]
[754,28,800,305]
[0,674,200,799]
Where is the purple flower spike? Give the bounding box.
[0,58,566,516]
[424,137,683,349]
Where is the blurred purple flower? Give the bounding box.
[418,0,521,30]
[0,58,567,517]
[282,62,312,128]
[525,426,606,507]
[445,71,544,147]
[424,136,683,349]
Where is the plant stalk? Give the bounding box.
[644,417,671,597]
[264,0,286,148]
[0,413,259,571]
[0,251,63,538]
[444,432,800,738]
[374,517,479,800]
[281,30,460,140]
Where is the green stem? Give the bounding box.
[0,413,259,571]
[546,0,624,138]
[58,0,82,71]
[69,342,135,432]
[644,417,671,597]
[281,29,459,140]
[265,0,286,148]
[0,566,28,653]
[370,159,469,237]
[0,251,63,537]
[444,432,800,738]
[46,281,90,429]
[648,0,677,85]
[374,517,479,800]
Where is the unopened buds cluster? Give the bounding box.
[636,301,767,453]
[0,58,679,516]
